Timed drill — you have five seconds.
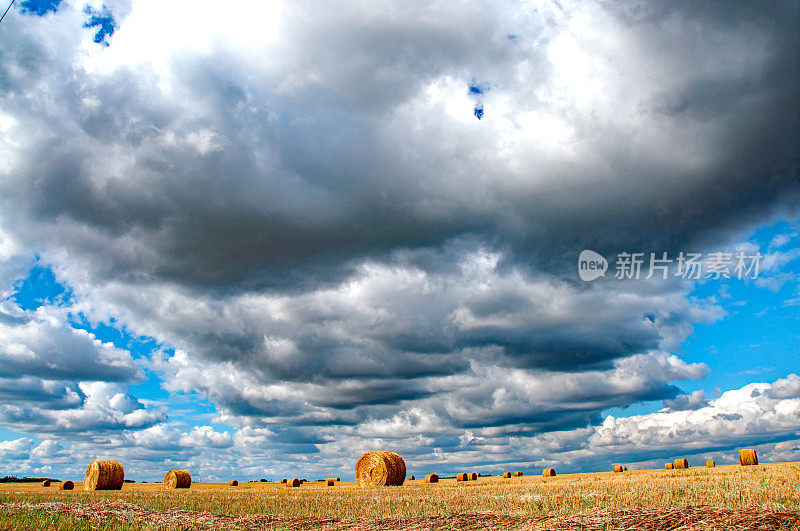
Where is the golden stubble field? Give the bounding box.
[1,462,799,530]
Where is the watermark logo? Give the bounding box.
[578,250,761,281]
[578,250,608,282]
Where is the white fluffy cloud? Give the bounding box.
[767,373,800,399]
[30,439,66,459]
[0,291,160,438]
[1,374,797,481]
[0,305,140,383]
[586,376,800,460]
[0,381,166,436]
[663,389,707,411]
[0,438,34,461]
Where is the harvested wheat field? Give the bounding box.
[0,462,798,530]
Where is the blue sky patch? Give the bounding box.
[83,6,116,46]
[68,313,160,361]
[9,265,71,310]
[605,219,800,419]
[680,220,800,393]
[19,0,61,16]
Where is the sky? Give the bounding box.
[0,0,798,482]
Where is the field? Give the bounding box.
[1,462,799,530]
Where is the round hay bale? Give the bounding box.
[326,478,335,486]
[286,478,301,487]
[514,471,523,477]
[706,460,715,468]
[59,480,74,490]
[739,449,758,466]
[468,472,478,481]
[502,472,511,478]
[613,465,623,473]
[163,470,191,489]
[41,480,51,487]
[674,458,689,470]
[84,460,125,491]
[335,477,341,482]
[456,472,468,482]
[355,451,406,487]
[424,474,438,483]
[664,463,674,470]
[280,478,287,483]
[622,466,627,472]
[407,475,415,480]
[229,480,238,486]
[542,468,556,477]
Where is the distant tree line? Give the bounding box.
[0,476,59,483]
[0,476,137,483]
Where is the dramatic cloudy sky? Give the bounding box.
[0,0,798,481]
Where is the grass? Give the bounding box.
[0,462,798,529]
[0,510,143,530]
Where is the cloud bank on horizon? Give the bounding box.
[0,0,798,480]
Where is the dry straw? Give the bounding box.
[424,474,438,483]
[229,480,238,486]
[542,468,556,477]
[41,480,51,487]
[59,481,74,490]
[739,448,758,466]
[706,460,716,468]
[502,472,511,478]
[286,478,301,487]
[163,470,191,489]
[514,471,523,477]
[355,451,406,487]
[456,472,468,482]
[84,460,124,491]
[326,478,335,486]
[468,472,478,481]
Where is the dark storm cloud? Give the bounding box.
[0,377,85,408]
[128,248,701,392]
[306,380,434,409]
[1,2,794,291]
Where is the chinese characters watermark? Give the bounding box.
[578,250,761,282]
